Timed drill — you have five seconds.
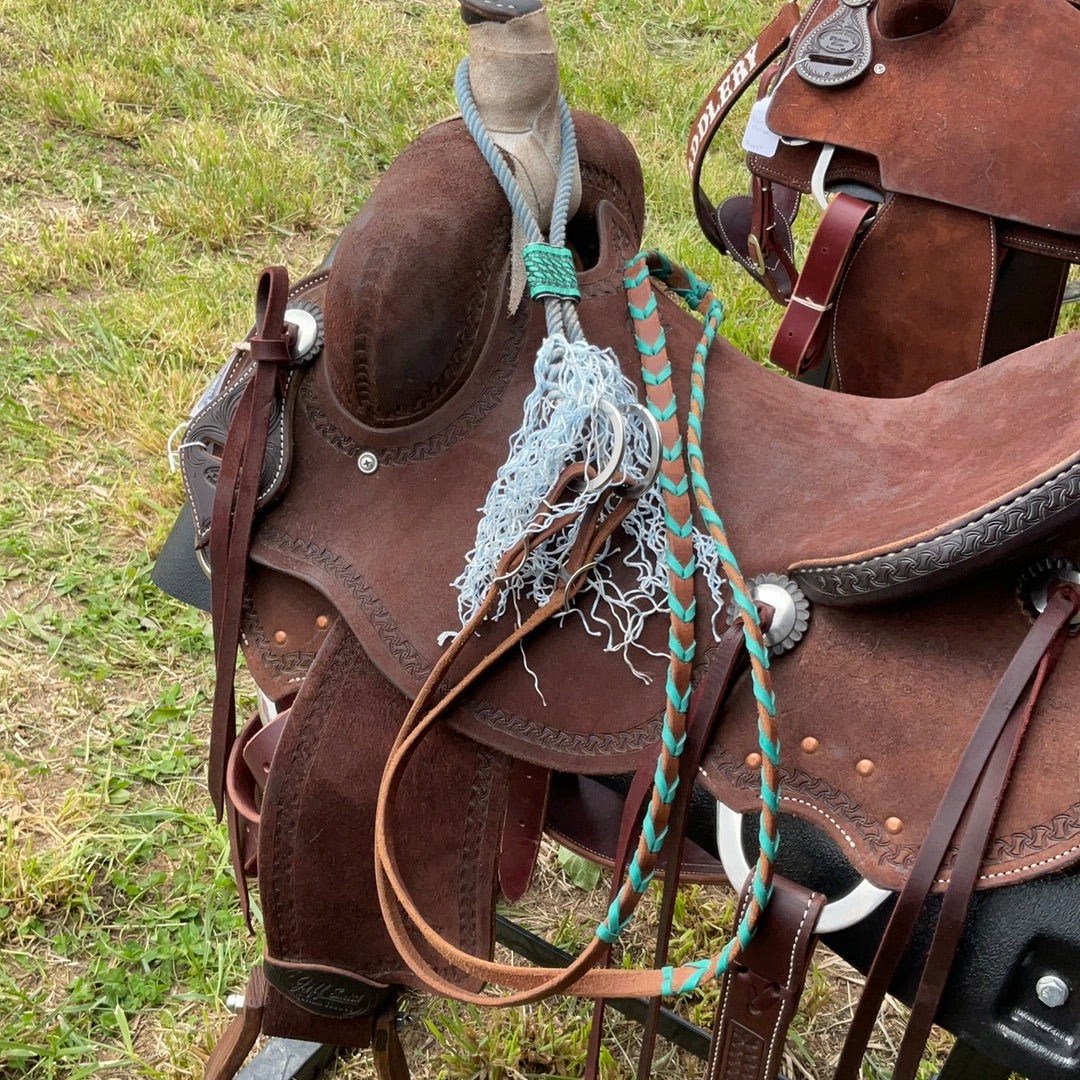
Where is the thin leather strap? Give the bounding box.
[583,739,666,1079]
[891,641,1063,1080]
[749,174,800,303]
[204,966,267,1080]
[712,68,801,303]
[584,626,749,1080]
[498,760,551,902]
[833,586,1080,1080]
[208,267,294,816]
[372,998,410,1080]
[372,486,650,1005]
[371,283,760,1002]
[707,877,825,1080]
[686,3,802,252]
[582,752,660,1079]
[769,193,875,376]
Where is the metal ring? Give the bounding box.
[715,801,891,934]
[492,539,531,585]
[746,233,767,278]
[583,399,626,494]
[617,402,663,498]
[810,143,836,210]
[257,688,282,724]
[560,560,598,609]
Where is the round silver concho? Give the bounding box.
[726,572,810,656]
[1016,557,1080,630]
[283,300,325,366]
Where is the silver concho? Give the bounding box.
[1017,557,1080,629]
[283,300,325,366]
[726,572,810,656]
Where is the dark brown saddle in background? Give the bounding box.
[154,3,1080,1079]
[690,0,1080,396]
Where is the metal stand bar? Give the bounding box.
[219,913,711,1080]
[933,1038,1015,1080]
[494,915,712,1059]
[235,1038,337,1080]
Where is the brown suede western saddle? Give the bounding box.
[690,0,1080,396]
[169,3,1080,1078]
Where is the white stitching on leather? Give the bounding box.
[795,454,1080,575]
[708,887,754,1080]
[974,215,996,370]
[762,892,818,1080]
[964,839,1080,887]
[780,796,860,851]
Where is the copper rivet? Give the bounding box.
[885,816,903,834]
[315,615,330,630]
[273,630,288,645]
[801,736,819,754]
[856,758,875,777]
[745,752,762,769]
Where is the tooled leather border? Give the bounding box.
[257,526,664,758]
[791,457,1080,601]
[712,748,1080,888]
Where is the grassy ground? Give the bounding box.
[1,0,1071,1077]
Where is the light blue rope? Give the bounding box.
[455,54,780,994]
[455,57,584,343]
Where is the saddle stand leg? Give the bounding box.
[934,1039,1013,1080]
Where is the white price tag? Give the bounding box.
[741,97,780,157]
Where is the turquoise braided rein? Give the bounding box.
[603,251,780,996]
[454,49,778,992]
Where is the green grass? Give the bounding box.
[0,0,1067,1076]
[0,4,768,1073]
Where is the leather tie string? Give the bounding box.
[208,266,295,819]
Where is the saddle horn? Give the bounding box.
[875,0,957,38]
[463,1,582,311]
[459,0,543,24]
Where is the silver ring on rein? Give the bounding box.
[616,402,662,498]
[583,399,626,493]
